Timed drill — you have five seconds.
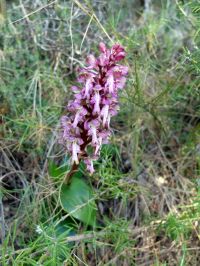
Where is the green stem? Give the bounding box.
[64,162,79,184]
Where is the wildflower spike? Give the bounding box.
[60,43,128,174]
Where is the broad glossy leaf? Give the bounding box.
[60,177,96,226]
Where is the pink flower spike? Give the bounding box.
[60,42,128,174]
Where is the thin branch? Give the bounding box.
[0,189,5,243]
[69,2,74,71]
[80,13,94,52]
[73,0,113,43]
[10,0,57,24]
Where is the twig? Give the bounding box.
[19,0,37,44]
[69,2,74,71]
[80,13,94,52]
[0,188,5,243]
[10,0,57,24]
[73,0,113,43]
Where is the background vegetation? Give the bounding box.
[0,0,200,265]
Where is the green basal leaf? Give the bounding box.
[48,159,70,179]
[60,177,97,226]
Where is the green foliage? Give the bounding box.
[158,189,200,241]
[105,219,134,254]
[161,214,191,241]
[48,159,70,180]
[60,177,97,226]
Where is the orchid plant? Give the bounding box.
[60,42,128,182]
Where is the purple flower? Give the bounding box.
[60,43,128,173]
[84,158,95,174]
[91,91,101,114]
[100,105,109,127]
[72,142,80,164]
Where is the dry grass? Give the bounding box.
[0,0,200,265]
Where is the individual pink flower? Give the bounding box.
[84,158,95,174]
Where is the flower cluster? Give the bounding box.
[60,42,128,174]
